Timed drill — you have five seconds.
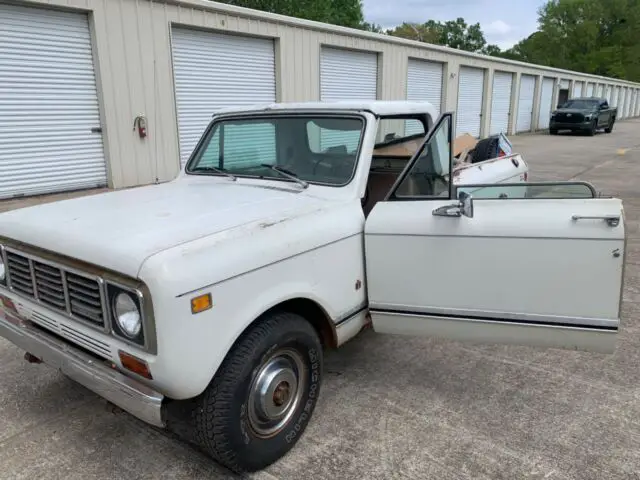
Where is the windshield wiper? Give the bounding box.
[191,165,236,181]
[260,164,308,189]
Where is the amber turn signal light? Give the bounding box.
[191,293,212,314]
[118,350,152,379]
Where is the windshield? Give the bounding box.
[186,115,365,186]
[560,99,598,109]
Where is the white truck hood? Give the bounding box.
[0,179,330,278]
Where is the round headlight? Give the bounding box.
[113,292,141,338]
[0,255,5,283]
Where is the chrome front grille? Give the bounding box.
[4,249,107,329]
[6,252,34,296]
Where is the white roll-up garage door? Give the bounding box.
[171,28,276,166]
[621,88,628,118]
[586,83,595,97]
[598,84,605,97]
[406,59,443,115]
[573,81,584,97]
[0,4,107,200]
[405,59,442,135]
[606,86,613,104]
[516,74,536,132]
[612,86,620,107]
[560,79,570,90]
[538,77,555,130]
[456,66,485,137]
[489,71,513,135]
[320,47,378,101]
[319,47,377,150]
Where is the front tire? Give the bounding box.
[191,312,322,473]
[549,128,558,135]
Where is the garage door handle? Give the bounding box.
[91,127,102,133]
[571,214,620,227]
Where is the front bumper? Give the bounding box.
[0,300,165,427]
[550,120,593,130]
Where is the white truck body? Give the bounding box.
[0,101,625,473]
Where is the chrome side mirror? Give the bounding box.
[432,190,474,218]
[458,190,474,218]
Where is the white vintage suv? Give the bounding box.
[0,101,625,473]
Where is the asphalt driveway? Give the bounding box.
[1,120,640,480]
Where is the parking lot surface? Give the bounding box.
[2,121,640,480]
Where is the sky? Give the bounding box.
[361,0,546,50]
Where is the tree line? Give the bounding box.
[215,0,640,83]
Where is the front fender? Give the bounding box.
[136,202,365,400]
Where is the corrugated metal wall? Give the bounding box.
[4,0,640,194]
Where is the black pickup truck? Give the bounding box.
[549,97,617,136]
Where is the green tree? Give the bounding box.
[216,0,365,29]
[387,17,490,53]
[502,0,640,81]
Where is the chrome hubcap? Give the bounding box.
[248,348,306,438]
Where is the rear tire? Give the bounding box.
[605,118,615,133]
[168,312,323,473]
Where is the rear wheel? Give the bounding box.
[605,117,615,133]
[166,312,323,473]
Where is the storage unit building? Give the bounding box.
[538,77,555,130]
[0,3,108,200]
[0,0,638,200]
[456,66,485,137]
[516,74,536,132]
[489,71,513,135]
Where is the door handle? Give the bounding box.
[571,214,620,227]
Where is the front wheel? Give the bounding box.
[549,128,558,135]
[587,119,597,136]
[188,312,323,473]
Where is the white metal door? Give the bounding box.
[538,77,555,130]
[560,79,570,90]
[406,59,443,115]
[516,74,536,132]
[320,47,378,101]
[606,86,613,104]
[489,71,513,135]
[586,83,595,97]
[320,47,377,148]
[171,28,276,166]
[0,4,107,199]
[456,66,485,137]
[364,113,624,354]
[635,90,640,116]
[573,81,584,97]
[621,88,628,118]
[612,86,620,107]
